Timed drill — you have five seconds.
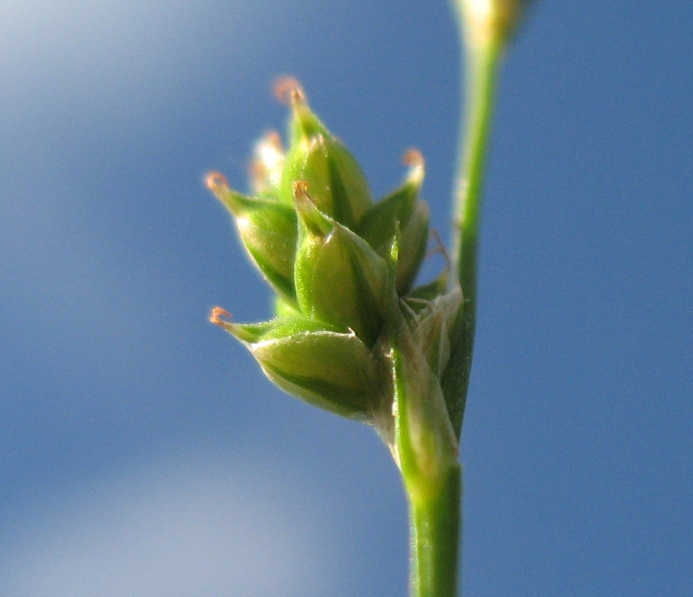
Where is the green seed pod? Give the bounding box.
[210,308,381,421]
[207,172,298,303]
[358,150,430,295]
[293,182,392,348]
[276,78,373,230]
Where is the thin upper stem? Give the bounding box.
[444,2,505,438]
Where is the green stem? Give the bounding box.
[402,5,514,595]
[444,6,504,437]
[390,328,461,597]
[454,41,502,305]
[409,464,462,597]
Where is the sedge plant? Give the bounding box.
[205,1,531,595]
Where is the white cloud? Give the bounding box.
[0,453,333,597]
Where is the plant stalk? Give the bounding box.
[409,464,462,597]
[404,3,516,595]
[447,23,504,437]
[403,5,507,597]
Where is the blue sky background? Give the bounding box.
[1,1,691,595]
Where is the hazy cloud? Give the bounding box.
[0,453,332,597]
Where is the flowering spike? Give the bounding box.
[206,81,462,444]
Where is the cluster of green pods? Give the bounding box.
[208,80,461,455]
